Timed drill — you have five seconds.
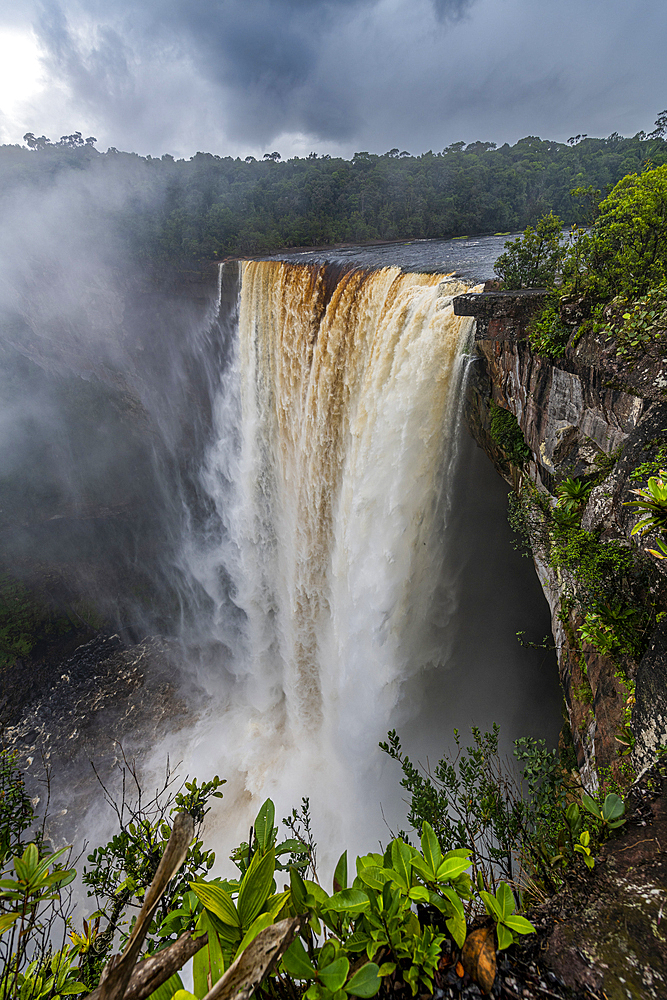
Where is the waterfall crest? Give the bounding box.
[179,260,476,854]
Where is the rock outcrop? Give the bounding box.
[6,633,192,842]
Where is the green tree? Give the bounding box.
[587,164,667,295]
[648,109,667,140]
[494,212,566,288]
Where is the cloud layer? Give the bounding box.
[1,0,665,158]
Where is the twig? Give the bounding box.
[616,838,655,852]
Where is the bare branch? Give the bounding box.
[202,916,304,1000]
[92,812,195,1000]
[121,931,208,1000]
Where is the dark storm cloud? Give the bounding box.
[169,0,381,140]
[23,0,384,147]
[168,0,478,140]
[4,0,667,157]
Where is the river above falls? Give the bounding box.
[255,232,513,281]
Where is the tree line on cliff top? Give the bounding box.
[0,120,666,265]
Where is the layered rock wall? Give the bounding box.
[456,291,667,789]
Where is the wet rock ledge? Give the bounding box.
[5,633,191,839]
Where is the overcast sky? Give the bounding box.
[0,0,665,160]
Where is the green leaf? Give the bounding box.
[325,888,370,916]
[378,963,396,977]
[290,868,307,912]
[407,886,429,903]
[355,853,384,873]
[390,840,412,891]
[44,869,76,889]
[13,857,28,882]
[319,957,350,992]
[253,799,276,854]
[333,851,348,893]
[345,962,381,998]
[565,802,581,831]
[193,943,212,999]
[235,911,275,958]
[381,879,398,915]
[426,890,451,917]
[22,843,39,876]
[304,880,331,907]
[479,890,501,921]
[446,910,467,949]
[582,793,602,820]
[207,920,225,983]
[420,822,442,877]
[440,885,464,919]
[504,914,536,935]
[193,911,225,991]
[496,882,515,919]
[59,986,87,997]
[190,882,240,927]
[357,866,392,891]
[266,890,290,920]
[435,856,470,882]
[496,923,513,950]
[0,912,19,935]
[318,942,337,969]
[172,992,198,1000]
[283,938,316,980]
[602,793,625,823]
[410,856,433,882]
[447,848,472,859]
[276,839,307,857]
[32,846,72,882]
[237,848,276,928]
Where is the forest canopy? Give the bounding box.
[1,129,666,266]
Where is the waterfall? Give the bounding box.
[173,260,477,859]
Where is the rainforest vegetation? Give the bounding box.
[1,127,666,264]
[0,727,631,1000]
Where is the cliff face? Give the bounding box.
[455,291,667,791]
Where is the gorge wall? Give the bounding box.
[451,289,667,996]
[455,289,667,789]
